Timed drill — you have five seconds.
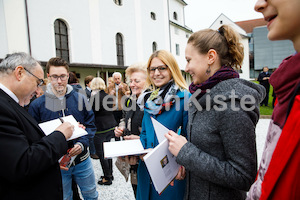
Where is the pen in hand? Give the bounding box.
[59,117,64,123]
[177,126,182,135]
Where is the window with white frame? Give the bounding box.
[151,12,156,20]
[116,33,124,66]
[176,44,180,56]
[173,12,178,20]
[114,0,122,6]
[54,19,69,62]
[152,42,157,52]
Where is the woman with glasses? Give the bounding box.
[136,50,189,200]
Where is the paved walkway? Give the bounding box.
[91,118,271,200]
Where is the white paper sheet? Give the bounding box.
[104,139,151,158]
[144,139,180,194]
[151,117,170,144]
[38,115,88,140]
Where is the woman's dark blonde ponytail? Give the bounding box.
[218,25,244,70]
[188,25,244,70]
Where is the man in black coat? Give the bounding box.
[0,52,74,200]
[258,66,271,106]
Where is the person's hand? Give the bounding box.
[118,156,126,162]
[60,166,69,171]
[114,126,124,137]
[68,144,82,157]
[123,134,140,140]
[78,122,86,130]
[124,156,138,165]
[55,122,74,140]
[109,89,116,95]
[170,166,186,186]
[165,130,187,157]
[139,148,153,161]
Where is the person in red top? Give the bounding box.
[247,0,300,199]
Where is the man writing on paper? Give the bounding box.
[28,57,98,200]
[0,52,74,199]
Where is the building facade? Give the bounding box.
[0,0,192,85]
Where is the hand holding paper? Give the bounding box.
[165,130,187,157]
[38,115,88,141]
[144,118,184,194]
[55,122,74,140]
[170,165,186,186]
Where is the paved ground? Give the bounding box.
[91,119,271,200]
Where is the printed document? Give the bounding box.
[144,139,180,194]
[104,139,151,158]
[144,119,180,194]
[38,115,88,140]
[150,117,169,143]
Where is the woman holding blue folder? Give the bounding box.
[136,50,190,200]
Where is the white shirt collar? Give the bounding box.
[0,83,19,103]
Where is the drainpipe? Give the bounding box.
[167,0,172,52]
[24,0,32,55]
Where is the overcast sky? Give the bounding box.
[184,0,263,32]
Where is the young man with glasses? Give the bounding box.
[28,57,98,200]
[0,52,74,199]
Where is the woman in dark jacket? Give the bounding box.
[90,77,117,185]
[114,62,147,197]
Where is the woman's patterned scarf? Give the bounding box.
[137,80,179,115]
[189,65,239,99]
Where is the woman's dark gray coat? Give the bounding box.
[176,78,265,200]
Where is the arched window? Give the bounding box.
[54,19,69,62]
[116,33,124,66]
[176,44,180,56]
[114,0,122,6]
[173,12,178,20]
[152,42,157,53]
[150,12,156,20]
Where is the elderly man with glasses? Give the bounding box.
[0,52,74,199]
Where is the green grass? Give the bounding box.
[252,81,274,115]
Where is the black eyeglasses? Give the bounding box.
[148,65,168,73]
[49,74,68,81]
[24,67,44,87]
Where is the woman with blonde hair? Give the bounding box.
[165,25,265,200]
[114,62,147,197]
[136,50,190,200]
[90,77,117,185]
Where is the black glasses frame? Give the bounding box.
[148,65,168,73]
[49,74,69,81]
[24,67,44,87]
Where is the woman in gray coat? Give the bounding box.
[165,25,265,200]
